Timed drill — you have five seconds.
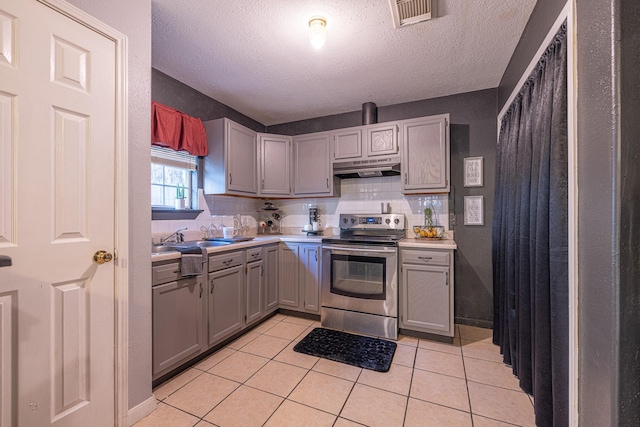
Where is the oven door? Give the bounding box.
[321,245,397,317]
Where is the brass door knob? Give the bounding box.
[94,250,113,264]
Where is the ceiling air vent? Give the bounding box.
[389,0,432,28]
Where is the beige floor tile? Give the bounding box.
[357,364,413,396]
[164,372,239,418]
[274,341,320,369]
[414,348,465,378]
[396,334,419,347]
[404,398,472,427]
[392,343,417,368]
[226,331,260,350]
[207,351,269,383]
[289,371,354,415]
[239,334,291,359]
[194,421,215,427]
[472,414,521,427]
[341,384,407,427]
[203,385,283,427]
[251,317,280,334]
[458,325,493,343]
[281,315,317,327]
[464,357,521,391]
[410,369,470,412]
[263,321,308,340]
[194,347,236,372]
[333,418,365,427]
[264,400,336,427]
[153,368,202,401]
[418,337,462,355]
[270,313,289,322]
[293,325,317,342]
[461,340,503,363]
[245,360,308,397]
[468,382,535,426]
[133,402,199,427]
[312,358,362,382]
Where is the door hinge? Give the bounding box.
[326,178,329,189]
[244,315,247,322]
[229,173,233,184]
[445,271,449,286]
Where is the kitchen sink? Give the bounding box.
[151,245,179,253]
[152,240,235,254]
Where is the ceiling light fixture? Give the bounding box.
[308,16,327,49]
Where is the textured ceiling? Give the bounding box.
[152,0,536,126]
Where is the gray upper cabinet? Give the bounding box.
[332,126,362,160]
[366,122,399,157]
[203,118,258,196]
[258,133,292,196]
[401,115,450,194]
[293,132,334,196]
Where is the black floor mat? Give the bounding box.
[293,328,397,372]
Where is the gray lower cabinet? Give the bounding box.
[400,248,454,337]
[152,274,204,379]
[263,244,279,313]
[208,251,244,346]
[278,243,321,313]
[245,247,263,325]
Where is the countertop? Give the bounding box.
[151,234,326,262]
[398,237,458,250]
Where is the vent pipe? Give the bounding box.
[362,102,378,125]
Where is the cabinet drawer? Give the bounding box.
[402,249,450,266]
[209,251,244,272]
[246,247,263,263]
[152,261,181,286]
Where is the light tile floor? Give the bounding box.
[135,315,535,427]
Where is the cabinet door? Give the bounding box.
[264,245,279,313]
[401,264,451,334]
[208,265,244,346]
[332,127,362,161]
[366,123,399,157]
[278,243,300,308]
[402,117,449,193]
[293,133,332,195]
[227,120,258,194]
[301,245,321,313]
[259,134,291,196]
[152,277,204,377]
[246,260,263,325]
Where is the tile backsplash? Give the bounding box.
[152,176,449,240]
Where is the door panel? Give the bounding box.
[0,1,117,425]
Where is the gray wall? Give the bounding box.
[576,0,640,425]
[152,69,265,133]
[269,90,498,326]
[498,0,568,109]
[66,0,153,411]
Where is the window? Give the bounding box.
[151,146,197,209]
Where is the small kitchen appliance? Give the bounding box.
[321,213,405,340]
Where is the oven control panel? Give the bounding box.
[339,214,405,230]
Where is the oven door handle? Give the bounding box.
[322,245,397,254]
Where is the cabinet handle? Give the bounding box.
[199,283,203,298]
[404,173,408,184]
[418,256,432,261]
[315,251,318,262]
[210,279,214,294]
[223,259,232,266]
[445,271,449,286]
[261,179,265,190]
[229,173,233,184]
[326,178,329,189]
[261,265,264,277]
[173,269,181,274]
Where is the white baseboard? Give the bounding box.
[127,395,157,426]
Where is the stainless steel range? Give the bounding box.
[321,213,405,340]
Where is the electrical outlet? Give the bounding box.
[449,212,457,226]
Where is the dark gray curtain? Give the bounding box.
[493,22,568,427]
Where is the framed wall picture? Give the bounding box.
[464,156,484,187]
[464,196,484,225]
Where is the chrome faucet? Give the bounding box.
[160,227,187,244]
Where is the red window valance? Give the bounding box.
[152,101,208,156]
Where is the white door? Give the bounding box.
[0,0,117,426]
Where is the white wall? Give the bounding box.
[153,176,449,239]
[65,0,153,411]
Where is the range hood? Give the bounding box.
[333,157,401,179]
